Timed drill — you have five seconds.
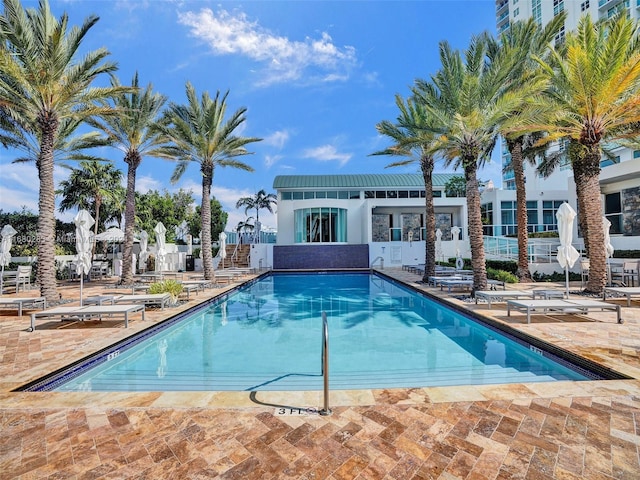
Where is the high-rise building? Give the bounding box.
[483,0,640,250]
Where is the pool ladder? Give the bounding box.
[320,311,332,416]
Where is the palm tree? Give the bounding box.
[414,35,537,293]
[88,73,171,284]
[371,93,439,281]
[160,83,261,280]
[236,217,255,244]
[526,14,640,294]
[57,160,123,257]
[491,15,565,282]
[235,189,277,239]
[0,0,130,303]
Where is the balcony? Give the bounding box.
[496,0,509,13]
[598,0,617,9]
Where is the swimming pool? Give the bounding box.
[25,272,606,392]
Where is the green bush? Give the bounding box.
[487,267,518,283]
[486,259,517,274]
[613,250,640,258]
[532,271,582,282]
[149,280,183,305]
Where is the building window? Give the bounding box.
[532,0,542,25]
[501,201,517,236]
[604,192,623,234]
[553,0,565,15]
[527,200,539,233]
[542,200,567,231]
[581,0,589,11]
[513,6,519,16]
[633,150,640,159]
[294,208,347,243]
[481,202,494,236]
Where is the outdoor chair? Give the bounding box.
[580,259,590,288]
[5,265,32,292]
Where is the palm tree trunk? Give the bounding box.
[569,141,589,257]
[36,115,59,303]
[575,148,607,293]
[507,138,533,282]
[420,155,436,282]
[464,159,487,294]
[201,166,214,280]
[121,153,140,284]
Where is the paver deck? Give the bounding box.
[1,269,639,479]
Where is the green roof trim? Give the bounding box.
[273,173,462,189]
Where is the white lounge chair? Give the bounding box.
[0,297,47,316]
[603,287,640,307]
[474,290,534,308]
[506,299,622,324]
[29,304,145,331]
[113,293,171,310]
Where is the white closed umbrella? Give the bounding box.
[154,222,167,272]
[0,225,18,296]
[74,210,95,306]
[219,232,227,269]
[138,230,149,272]
[435,228,443,263]
[451,225,463,269]
[556,203,580,298]
[603,217,615,286]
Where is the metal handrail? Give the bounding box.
[319,311,331,416]
[371,256,384,269]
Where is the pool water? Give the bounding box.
[51,272,591,392]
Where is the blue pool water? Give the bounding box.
[46,272,593,392]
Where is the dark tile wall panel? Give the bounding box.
[273,244,370,269]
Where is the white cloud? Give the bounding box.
[302,145,352,166]
[0,162,71,214]
[136,175,163,194]
[264,154,282,168]
[263,130,290,149]
[178,8,358,86]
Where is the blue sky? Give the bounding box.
[0,0,500,232]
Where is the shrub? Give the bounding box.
[149,280,183,305]
[487,267,518,283]
[486,260,517,274]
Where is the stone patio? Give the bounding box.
[0,269,639,479]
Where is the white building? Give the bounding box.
[269,173,470,269]
[489,0,640,252]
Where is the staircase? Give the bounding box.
[222,244,250,268]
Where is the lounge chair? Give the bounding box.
[113,293,171,310]
[603,287,640,307]
[439,278,473,292]
[29,304,145,331]
[0,296,47,316]
[506,299,622,324]
[474,290,533,308]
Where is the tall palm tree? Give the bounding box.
[0,0,130,302]
[527,14,640,294]
[414,35,538,293]
[371,93,440,281]
[57,160,123,257]
[160,82,261,280]
[490,14,565,282]
[235,189,277,235]
[88,72,171,284]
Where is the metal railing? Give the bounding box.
[371,256,384,269]
[483,236,586,263]
[320,311,331,416]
